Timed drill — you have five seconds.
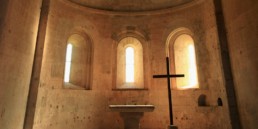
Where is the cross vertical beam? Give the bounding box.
[153,57,184,125]
[166,57,173,125]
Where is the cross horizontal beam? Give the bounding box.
[152,57,185,125]
[153,74,184,78]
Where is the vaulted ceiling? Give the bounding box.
[67,0,196,11]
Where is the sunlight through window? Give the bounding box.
[64,44,73,82]
[125,47,134,83]
[174,34,199,89]
[188,44,198,88]
[116,37,144,89]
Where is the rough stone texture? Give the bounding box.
[23,0,50,129]
[222,0,258,129]
[213,0,241,128]
[32,0,232,129]
[0,0,42,129]
[0,0,257,129]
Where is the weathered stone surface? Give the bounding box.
[222,0,258,129]
[0,0,42,129]
[0,0,257,129]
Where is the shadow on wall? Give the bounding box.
[198,94,207,106]
[217,98,223,106]
[198,94,223,107]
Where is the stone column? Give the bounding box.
[120,112,144,129]
[23,0,50,129]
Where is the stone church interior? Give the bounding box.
[0,0,258,129]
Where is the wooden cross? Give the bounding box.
[153,57,184,125]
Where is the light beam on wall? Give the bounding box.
[174,34,199,89]
[188,44,198,88]
[64,44,73,82]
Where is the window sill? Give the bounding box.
[112,88,148,91]
[172,86,208,91]
[173,87,200,91]
[63,82,88,90]
[196,106,223,113]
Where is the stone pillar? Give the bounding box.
[23,0,50,129]
[120,112,144,129]
[168,125,178,129]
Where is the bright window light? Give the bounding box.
[174,34,199,89]
[64,44,73,82]
[188,44,198,87]
[125,47,134,83]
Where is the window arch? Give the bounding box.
[166,28,199,89]
[116,37,144,89]
[64,34,92,89]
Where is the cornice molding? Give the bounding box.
[61,0,205,16]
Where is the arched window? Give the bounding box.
[116,37,144,89]
[174,34,199,89]
[63,34,92,89]
[166,28,199,90]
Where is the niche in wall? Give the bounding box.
[63,33,93,90]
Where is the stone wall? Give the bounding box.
[0,0,41,129]
[33,0,232,129]
[222,0,258,129]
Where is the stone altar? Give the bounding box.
[109,105,155,129]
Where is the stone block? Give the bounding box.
[167,125,178,129]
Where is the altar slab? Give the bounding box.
[109,105,155,112]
